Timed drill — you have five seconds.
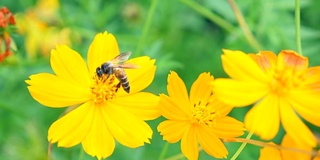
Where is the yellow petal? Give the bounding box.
[48,102,94,147]
[157,120,191,143]
[277,50,308,71]
[280,99,317,147]
[121,57,156,94]
[289,90,320,126]
[181,125,199,160]
[26,73,91,107]
[258,142,282,160]
[50,44,91,87]
[197,125,228,158]
[221,49,269,83]
[249,51,278,71]
[87,31,120,75]
[281,134,312,160]
[82,103,115,160]
[213,116,245,138]
[110,92,160,120]
[213,78,269,107]
[102,102,152,148]
[190,72,214,105]
[166,71,192,114]
[211,96,233,116]
[245,94,280,140]
[159,94,190,120]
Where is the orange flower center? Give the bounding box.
[270,67,305,96]
[192,100,216,127]
[91,74,120,104]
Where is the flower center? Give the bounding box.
[91,74,120,104]
[271,67,305,96]
[192,100,216,127]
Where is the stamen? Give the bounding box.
[91,74,120,104]
[192,99,216,127]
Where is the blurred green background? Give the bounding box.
[1,0,320,159]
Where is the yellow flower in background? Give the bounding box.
[259,134,313,160]
[26,31,160,159]
[214,50,320,147]
[16,0,70,59]
[158,71,245,160]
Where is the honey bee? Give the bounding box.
[96,52,138,93]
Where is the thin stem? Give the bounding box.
[47,142,52,160]
[135,0,158,55]
[224,137,319,157]
[227,0,262,51]
[295,0,302,55]
[158,142,170,160]
[229,131,254,160]
[179,0,235,33]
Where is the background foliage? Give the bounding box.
[1,0,320,159]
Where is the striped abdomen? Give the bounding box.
[113,68,130,93]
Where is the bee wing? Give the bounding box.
[116,63,140,69]
[111,52,132,64]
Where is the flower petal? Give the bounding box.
[280,99,317,147]
[281,134,312,160]
[277,50,308,71]
[213,116,245,138]
[158,94,190,120]
[82,103,115,159]
[213,78,269,107]
[181,125,199,160]
[102,102,152,148]
[119,56,156,94]
[197,125,228,158]
[190,72,214,105]
[249,51,278,73]
[197,126,228,158]
[110,92,160,120]
[157,120,190,143]
[221,49,270,83]
[289,90,320,126]
[26,73,91,107]
[87,31,120,75]
[50,44,91,87]
[48,102,94,147]
[244,94,280,140]
[259,142,282,160]
[166,71,192,114]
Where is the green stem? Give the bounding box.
[230,131,254,160]
[158,142,170,160]
[135,0,158,55]
[227,0,262,51]
[295,0,302,55]
[180,0,235,33]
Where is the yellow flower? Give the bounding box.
[16,0,70,59]
[26,31,160,159]
[158,71,245,160]
[214,50,320,147]
[259,134,313,160]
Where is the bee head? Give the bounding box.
[96,67,103,77]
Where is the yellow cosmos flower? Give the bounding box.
[158,71,245,160]
[259,134,314,160]
[26,31,160,159]
[214,49,320,147]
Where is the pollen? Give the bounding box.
[91,74,120,104]
[192,99,216,127]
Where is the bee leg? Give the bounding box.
[115,82,121,92]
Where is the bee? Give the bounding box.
[96,52,139,93]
